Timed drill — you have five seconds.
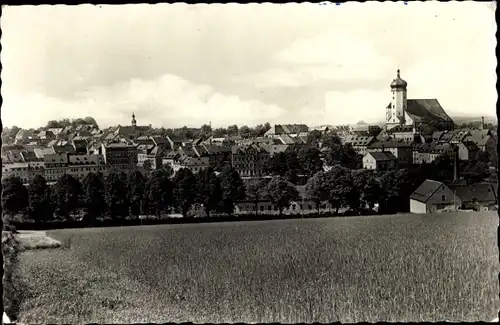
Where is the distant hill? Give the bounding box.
[451,115,497,125]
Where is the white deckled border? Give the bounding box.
[3,311,12,324]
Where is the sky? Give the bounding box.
[1,2,497,129]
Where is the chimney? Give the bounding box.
[481,116,485,130]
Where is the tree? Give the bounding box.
[219,165,246,216]
[246,179,268,216]
[305,171,329,213]
[145,168,174,218]
[200,124,212,138]
[306,130,322,146]
[104,170,129,220]
[143,160,153,176]
[265,176,299,216]
[173,168,197,217]
[81,172,107,222]
[27,175,54,222]
[239,125,251,138]
[227,124,239,136]
[127,170,147,219]
[357,170,382,212]
[83,116,99,128]
[53,174,82,220]
[195,167,222,218]
[298,147,324,178]
[324,165,352,214]
[2,176,29,217]
[266,151,301,184]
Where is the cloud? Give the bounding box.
[2,74,287,129]
[241,30,393,89]
[294,89,388,126]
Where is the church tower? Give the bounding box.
[131,113,137,127]
[387,69,408,125]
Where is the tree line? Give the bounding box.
[1,165,249,224]
[150,122,273,140]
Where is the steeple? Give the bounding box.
[390,68,407,89]
[131,113,137,127]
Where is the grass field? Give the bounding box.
[10,212,499,323]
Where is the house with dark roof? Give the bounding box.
[412,143,436,165]
[367,140,414,166]
[43,153,69,182]
[343,135,376,156]
[429,143,455,162]
[167,135,189,150]
[67,154,107,181]
[231,143,270,177]
[409,179,461,214]
[171,156,210,176]
[264,124,309,139]
[14,129,34,144]
[457,141,479,161]
[362,151,398,171]
[464,130,497,152]
[448,183,497,211]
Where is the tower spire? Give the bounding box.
[131,112,137,127]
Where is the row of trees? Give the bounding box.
[1,165,250,223]
[151,122,273,140]
[45,117,99,130]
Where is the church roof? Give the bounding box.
[386,99,452,123]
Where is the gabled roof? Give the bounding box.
[48,128,63,135]
[265,144,291,155]
[430,143,453,154]
[368,139,412,149]
[409,179,446,203]
[167,135,188,143]
[413,143,435,153]
[278,134,296,145]
[68,154,105,165]
[34,147,56,159]
[344,135,375,146]
[265,124,309,136]
[21,150,41,162]
[365,151,397,161]
[464,130,493,146]
[43,153,69,164]
[448,183,497,203]
[232,143,268,155]
[386,99,452,123]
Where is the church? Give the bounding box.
[384,69,454,135]
[113,113,151,140]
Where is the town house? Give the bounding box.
[362,151,398,171]
[43,153,69,182]
[231,143,270,177]
[67,154,106,181]
[367,140,413,166]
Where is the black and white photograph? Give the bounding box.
[1,1,498,323]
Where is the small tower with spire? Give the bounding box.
[388,68,408,126]
[131,112,137,128]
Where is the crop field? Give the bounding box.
[11,212,499,323]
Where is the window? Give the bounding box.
[442,195,446,201]
[260,206,264,211]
